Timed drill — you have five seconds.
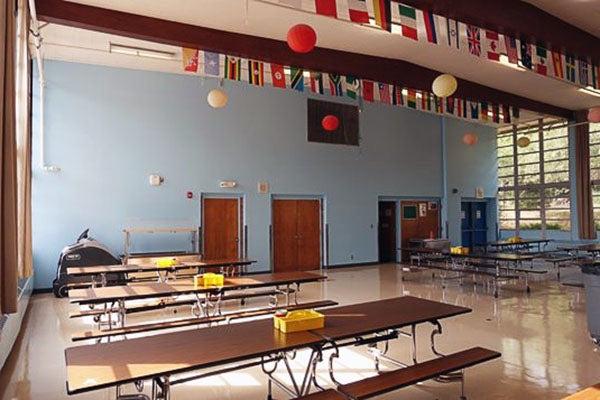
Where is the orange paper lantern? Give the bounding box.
[462,132,478,146]
[322,115,340,131]
[589,106,600,123]
[287,24,317,53]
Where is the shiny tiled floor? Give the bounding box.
[1,263,598,400]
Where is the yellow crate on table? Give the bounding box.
[273,309,325,333]
[155,257,178,268]
[507,236,523,244]
[450,246,469,255]
[194,273,225,288]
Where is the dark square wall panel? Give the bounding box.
[307,99,359,146]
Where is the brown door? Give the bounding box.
[400,200,440,261]
[273,199,321,272]
[202,198,240,259]
[297,200,321,270]
[273,200,298,272]
[378,201,397,262]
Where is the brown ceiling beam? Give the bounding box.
[35,0,573,119]
[400,0,600,63]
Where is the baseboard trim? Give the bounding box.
[325,261,381,270]
[32,288,52,295]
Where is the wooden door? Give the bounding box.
[202,198,240,260]
[418,202,440,238]
[400,201,419,260]
[378,202,397,262]
[273,199,321,272]
[400,200,440,260]
[296,200,321,270]
[273,200,298,272]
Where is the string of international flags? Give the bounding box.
[266,0,600,91]
[182,48,519,125]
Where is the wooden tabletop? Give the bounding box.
[399,248,534,261]
[312,296,471,341]
[65,318,322,394]
[563,384,600,400]
[450,252,535,261]
[559,243,600,253]
[67,258,256,276]
[64,296,471,394]
[488,239,551,246]
[68,271,327,304]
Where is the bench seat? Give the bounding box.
[71,299,338,341]
[563,384,600,399]
[410,262,520,279]
[338,347,500,400]
[294,390,347,400]
[69,288,294,318]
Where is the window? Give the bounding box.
[589,123,600,229]
[497,119,570,232]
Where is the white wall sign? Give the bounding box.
[257,181,269,194]
[475,187,484,199]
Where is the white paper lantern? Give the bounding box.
[207,89,228,108]
[432,74,458,98]
[517,136,530,148]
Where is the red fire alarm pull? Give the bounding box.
[187,191,193,199]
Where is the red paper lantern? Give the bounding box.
[589,106,600,123]
[287,24,317,54]
[322,115,339,132]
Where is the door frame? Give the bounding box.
[270,194,326,272]
[200,193,246,258]
[378,196,442,262]
[377,201,398,263]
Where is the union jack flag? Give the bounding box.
[466,25,481,57]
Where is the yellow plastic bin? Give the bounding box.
[273,309,325,333]
[451,246,470,255]
[155,257,178,268]
[194,273,225,288]
[508,236,523,244]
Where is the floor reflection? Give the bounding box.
[0,263,597,399]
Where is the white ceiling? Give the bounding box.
[36,0,600,121]
[524,0,600,38]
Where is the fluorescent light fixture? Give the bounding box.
[303,71,310,78]
[109,43,175,60]
[499,54,525,71]
[579,86,600,98]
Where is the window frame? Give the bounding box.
[497,119,571,233]
[588,123,600,230]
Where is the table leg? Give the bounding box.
[494,261,499,298]
[151,376,170,400]
[262,349,320,398]
[118,299,126,328]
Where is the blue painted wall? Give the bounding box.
[32,61,497,288]
[443,117,498,244]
